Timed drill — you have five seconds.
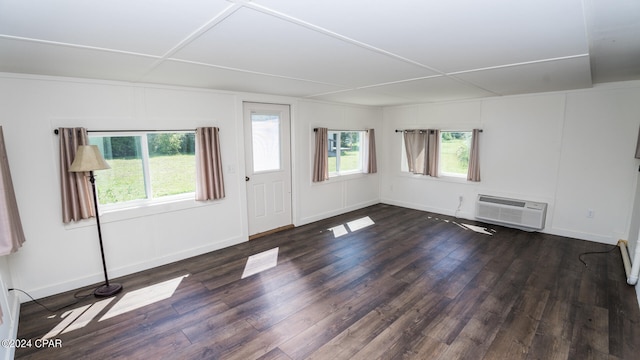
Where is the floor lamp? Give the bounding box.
[69,145,123,297]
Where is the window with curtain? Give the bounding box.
[328,130,365,177]
[88,131,196,208]
[313,128,376,182]
[400,129,438,176]
[401,129,480,181]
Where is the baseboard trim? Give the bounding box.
[18,234,247,301]
[249,224,294,240]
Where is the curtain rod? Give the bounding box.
[53,128,198,135]
[313,128,370,132]
[394,129,483,133]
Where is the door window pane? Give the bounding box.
[252,114,281,172]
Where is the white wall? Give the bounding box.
[295,100,382,225]
[1,73,639,327]
[0,74,382,303]
[381,81,640,244]
[0,75,246,300]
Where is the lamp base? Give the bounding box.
[94,283,123,297]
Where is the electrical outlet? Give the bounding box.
[587,209,594,218]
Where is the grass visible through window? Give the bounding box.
[440,133,470,175]
[329,150,360,173]
[96,155,195,205]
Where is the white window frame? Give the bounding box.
[88,131,196,213]
[328,130,365,177]
[400,129,472,180]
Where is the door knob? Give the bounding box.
[245,176,250,181]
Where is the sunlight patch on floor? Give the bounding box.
[329,216,375,238]
[329,224,349,238]
[100,275,188,321]
[42,304,92,340]
[42,275,188,339]
[461,223,494,235]
[347,216,375,232]
[63,298,114,334]
[242,247,279,279]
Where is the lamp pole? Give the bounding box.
[68,145,122,297]
[89,171,122,297]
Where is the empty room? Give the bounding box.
[1,0,640,359]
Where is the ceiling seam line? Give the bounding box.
[137,3,244,82]
[238,2,447,76]
[165,58,348,88]
[440,54,591,97]
[0,35,160,59]
[447,54,591,75]
[237,2,501,98]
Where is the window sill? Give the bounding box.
[63,195,218,230]
[398,172,473,185]
[312,171,370,185]
[331,170,370,180]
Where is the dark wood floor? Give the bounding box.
[15,204,640,359]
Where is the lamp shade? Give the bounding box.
[69,145,111,172]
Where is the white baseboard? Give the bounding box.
[379,198,474,221]
[296,199,380,227]
[18,235,246,301]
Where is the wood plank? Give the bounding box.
[527,299,574,360]
[568,303,609,359]
[482,287,550,360]
[14,204,640,360]
[306,273,442,359]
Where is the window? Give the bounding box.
[251,113,281,173]
[328,130,364,176]
[439,131,471,177]
[400,130,472,178]
[88,131,196,208]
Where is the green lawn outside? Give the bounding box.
[329,150,361,173]
[95,154,195,204]
[440,139,469,175]
[95,142,467,204]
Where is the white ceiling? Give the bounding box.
[0,0,639,106]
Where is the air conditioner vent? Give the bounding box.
[477,196,525,208]
[476,194,547,231]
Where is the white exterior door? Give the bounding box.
[243,102,292,237]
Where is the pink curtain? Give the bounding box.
[403,130,428,174]
[312,128,329,182]
[59,127,94,223]
[403,130,438,176]
[0,127,26,256]
[427,130,440,177]
[364,129,377,174]
[467,129,481,182]
[195,127,225,201]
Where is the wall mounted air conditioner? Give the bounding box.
[475,194,547,231]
